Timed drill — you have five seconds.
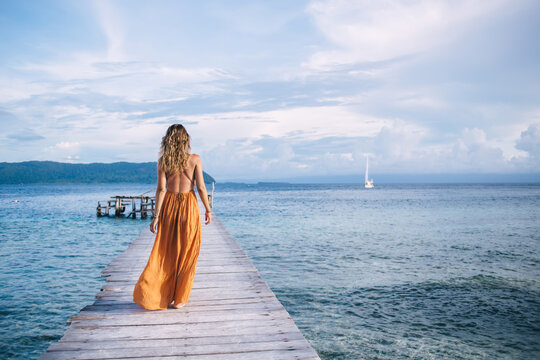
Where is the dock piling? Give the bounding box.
[97,195,155,218]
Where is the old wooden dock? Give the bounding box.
[40,216,320,359]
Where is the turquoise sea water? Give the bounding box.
[0,183,539,359]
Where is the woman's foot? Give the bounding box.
[172,302,186,309]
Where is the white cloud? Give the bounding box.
[199,121,521,179]
[304,0,510,70]
[515,124,540,169]
[93,0,126,62]
[373,120,427,162]
[394,93,446,109]
[44,141,81,162]
[54,142,79,150]
[183,105,392,151]
[450,128,506,172]
[14,57,234,102]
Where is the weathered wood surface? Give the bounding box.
[40,216,320,359]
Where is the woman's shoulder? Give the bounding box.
[189,153,201,163]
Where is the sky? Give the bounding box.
[1,0,539,181]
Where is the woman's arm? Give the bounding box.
[193,155,212,225]
[149,162,167,233]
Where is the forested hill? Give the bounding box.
[0,161,216,184]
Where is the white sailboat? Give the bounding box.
[364,156,374,188]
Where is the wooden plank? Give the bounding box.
[39,216,320,359]
[101,263,259,275]
[103,271,266,283]
[88,294,278,307]
[71,303,286,320]
[80,299,279,313]
[59,319,301,342]
[127,351,321,360]
[42,347,319,360]
[98,281,271,293]
[41,339,314,360]
[69,311,293,327]
[47,331,307,350]
[94,287,277,301]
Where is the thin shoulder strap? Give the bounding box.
[182,166,196,186]
[182,169,193,183]
[181,155,196,188]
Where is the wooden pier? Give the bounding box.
[40,216,320,359]
[97,194,155,218]
[97,183,215,218]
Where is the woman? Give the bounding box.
[133,124,212,310]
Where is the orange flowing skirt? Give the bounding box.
[133,190,201,310]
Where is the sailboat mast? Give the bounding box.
[365,156,369,183]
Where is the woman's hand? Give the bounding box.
[205,210,212,225]
[149,217,159,233]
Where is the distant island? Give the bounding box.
[0,161,216,184]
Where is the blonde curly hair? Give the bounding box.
[158,124,191,175]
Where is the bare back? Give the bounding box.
[164,154,197,193]
[153,151,212,227]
